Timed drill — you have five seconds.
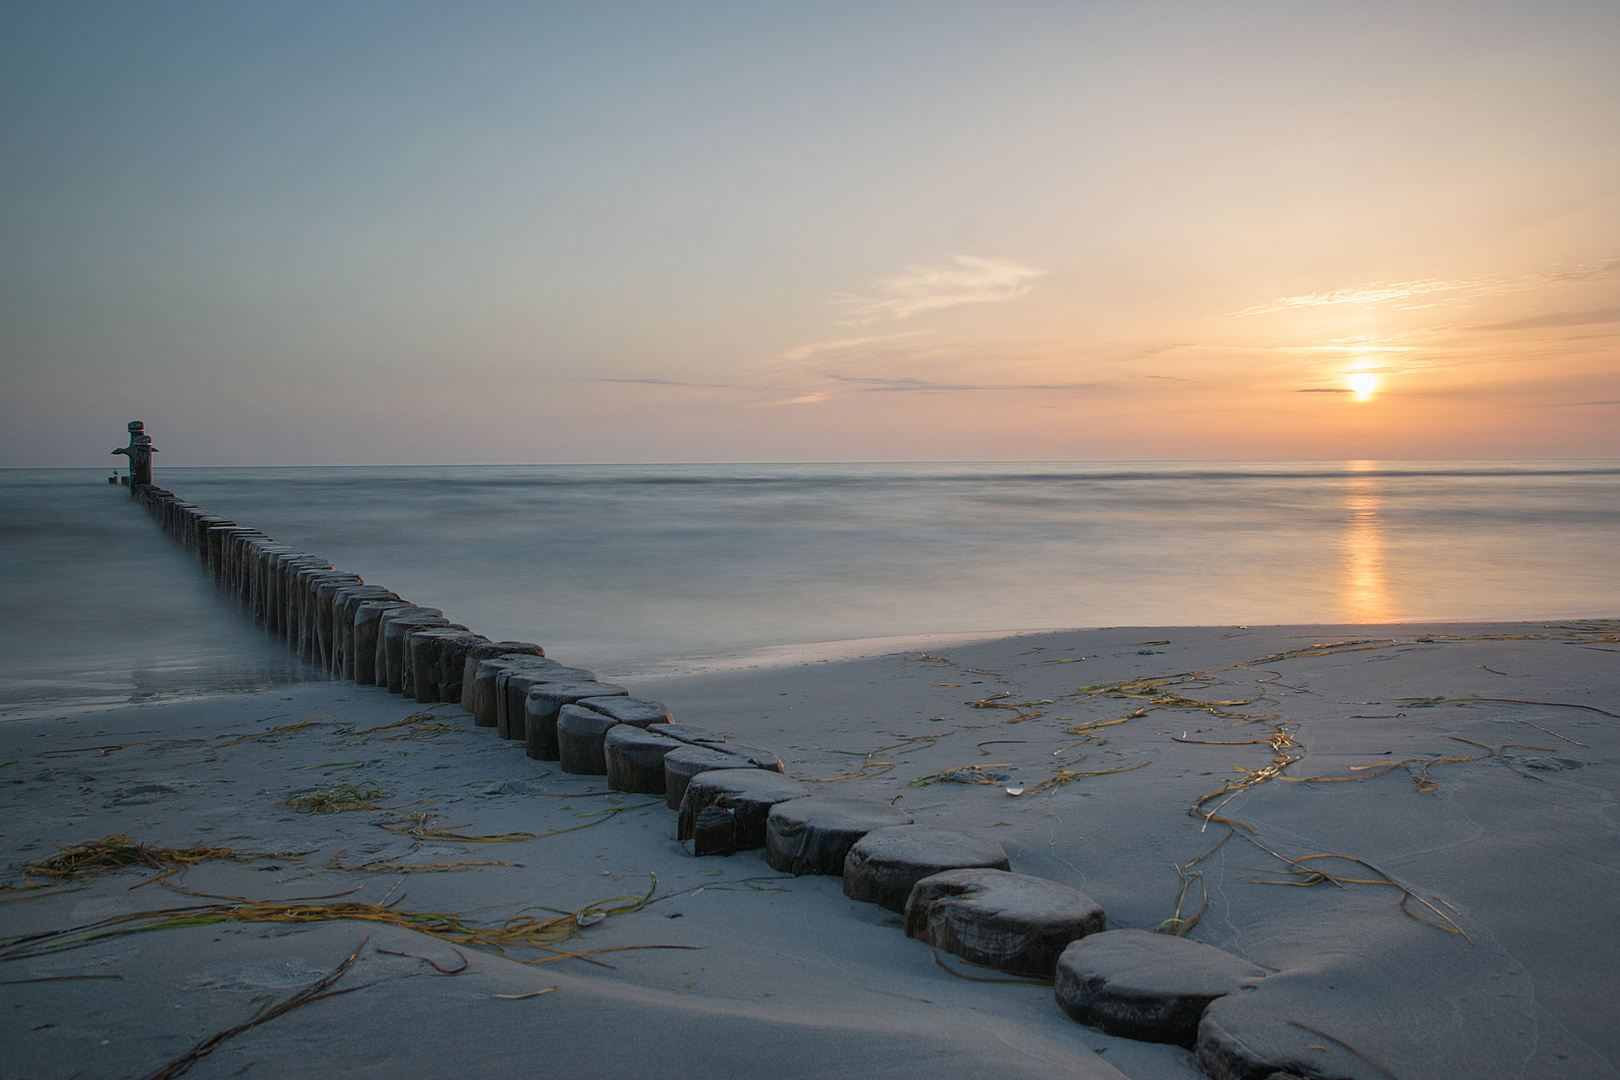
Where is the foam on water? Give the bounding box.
[4,461,1617,718]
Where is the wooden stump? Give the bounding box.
[843,826,1011,912]
[555,704,621,775]
[604,725,682,795]
[678,770,810,850]
[662,745,757,810]
[472,655,556,729]
[903,869,1106,978]
[1196,978,1382,1080]
[332,587,400,679]
[408,628,482,704]
[430,630,491,703]
[525,684,627,761]
[1054,929,1267,1048]
[764,797,914,876]
[499,664,598,739]
[575,696,673,727]
[693,805,737,857]
[459,642,544,713]
[656,723,725,746]
[378,610,448,694]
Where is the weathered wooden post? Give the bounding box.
[112,421,157,489]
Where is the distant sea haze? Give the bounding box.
[3,462,1616,718]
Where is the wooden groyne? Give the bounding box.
[119,433,1303,1075]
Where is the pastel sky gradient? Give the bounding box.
[3,1,1618,465]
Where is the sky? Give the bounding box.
[2,1,1618,466]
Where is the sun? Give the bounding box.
[1347,371,1378,401]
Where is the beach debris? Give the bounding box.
[764,796,913,876]
[374,946,468,974]
[976,739,1025,754]
[1248,843,1470,941]
[1551,618,1620,646]
[212,716,340,749]
[1189,721,1303,824]
[378,811,538,843]
[811,731,948,782]
[377,803,657,845]
[1233,639,1399,668]
[1398,694,1619,719]
[1508,718,1588,747]
[907,764,1012,787]
[324,850,522,873]
[1158,828,1239,937]
[38,737,206,759]
[1054,928,1267,1047]
[1,835,289,892]
[904,868,1105,978]
[904,654,953,666]
[678,770,810,850]
[491,986,558,1000]
[964,692,1051,723]
[0,877,686,968]
[351,710,461,741]
[842,825,1010,912]
[284,779,388,813]
[135,938,371,1080]
[810,756,896,781]
[1022,759,1152,797]
[1285,736,1559,792]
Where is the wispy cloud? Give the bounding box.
[753,330,934,374]
[826,374,1100,393]
[1538,258,1620,284]
[838,256,1046,321]
[593,376,743,390]
[1227,279,1483,317]
[754,391,831,407]
[1227,257,1620,318]
[1477,307,1620,332]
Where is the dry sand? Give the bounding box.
[2,620,1617,1079]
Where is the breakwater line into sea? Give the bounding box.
[121,472,1331,1075]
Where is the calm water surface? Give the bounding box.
[3,462,1616,718]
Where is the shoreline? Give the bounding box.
[3,617,1617,1078]
[12,616,1611,722]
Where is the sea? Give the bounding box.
[2,461,1616,720]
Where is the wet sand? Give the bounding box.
[2,620,1617,1079]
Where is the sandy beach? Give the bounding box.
[3,617,1616,1079]
[7,1,1619,1074]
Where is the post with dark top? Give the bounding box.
[112,421,157,489]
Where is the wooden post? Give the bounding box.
[111,421,157,489]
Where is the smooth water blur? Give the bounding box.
[0,470,316,720]
[3,462,1617,718]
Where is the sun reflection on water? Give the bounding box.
[1342,464,1391,623]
